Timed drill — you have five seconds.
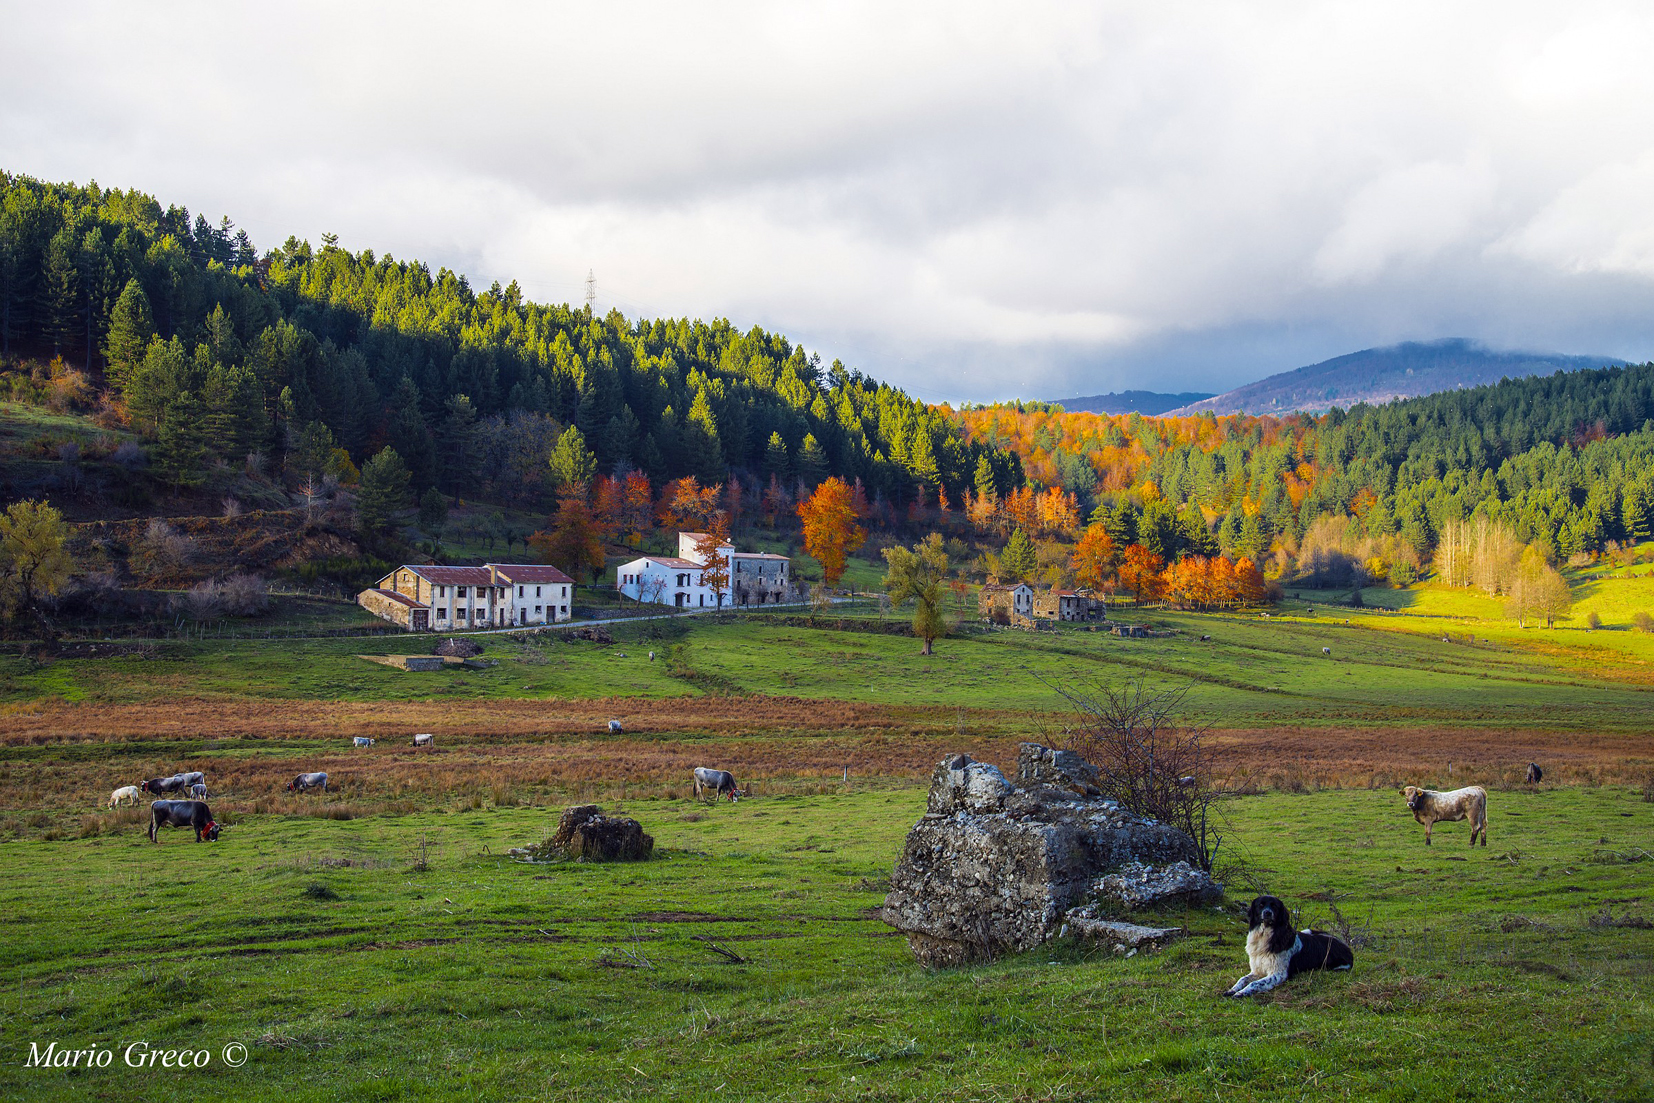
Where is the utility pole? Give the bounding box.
[584,269,596,313]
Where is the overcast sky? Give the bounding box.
[6,2,1654,402]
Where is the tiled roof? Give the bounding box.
[403,565,495,585]
[649,557,704,569]
[369,589,423,609]
[491,563,574,584]
[731,551,790,561]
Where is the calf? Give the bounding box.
[413,733,434,747]
[693,767,746,803]
[1401,784,1487,846]
[188,782,209,800]
[108,785,141,809]
[141,775,187,795]
[607,720,623,734]
[149,800,221,842]
[287,772,328,793]
[353,737,376,748]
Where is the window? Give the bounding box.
[437,585,446,598]
[436,608,447,620]
[456,587,467,598]
[518,586,524,597]
[536,586,542,597]
[535,605,542,615]
[560,605,567,615]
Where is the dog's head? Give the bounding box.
[1247,894,1289,933]
[1401,785,1424,811]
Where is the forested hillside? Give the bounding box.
[953,365,1654,576]
[0,171,1017,514]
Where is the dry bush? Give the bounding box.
[130,520,197,581]
[1633,611,1653,634]
[1048,678,1224,870]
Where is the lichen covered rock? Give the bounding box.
[881,744,1205,967]
[510,805,654,863]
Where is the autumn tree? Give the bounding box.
[530,493,605,584]
[1505,545,1572,628]
[1118,543,1165,603]
[0,500,75,641]
[661,476,720,531]
[883,533,950,655]
[694,513,732,608]
[797,476,866,587]
[1071,523,1116,590]
[620,471,654,545]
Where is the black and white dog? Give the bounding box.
[1225,895,1354,997]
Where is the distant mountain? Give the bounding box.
[1162,340,1630,418]
[1048,390,1215,416]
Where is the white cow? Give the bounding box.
[413,733,434,747]
[188,782,209,800]
[607,720,623,733]
[108,785,141,808]
[353,737,376,747]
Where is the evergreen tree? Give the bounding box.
[152,391,210,489]
[683,387,725,482]
[548,424,598,496]
[763,431,789,479]
[290,420,337,484]
[387,377,435,491]
[437,394,482,494]
[418,487,449,539]
[39,227,79,357]
[357,447,412,536]
[103,278,153,393]
[973,455,998,500]
[1001,529,1038,581]
[1623,482,1651,541]
[797,432,829,487]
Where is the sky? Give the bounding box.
[6,2,1654,403]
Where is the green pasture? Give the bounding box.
[5,607,1654,729]
[2,786,1650,1102]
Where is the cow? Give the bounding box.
[607,720,623,733]
[287,772,328,793]
[1321,647,1331,656]
[1401,785,1488,846]
[141,775,187,795]
[693,767,746,803]
[1526,762,1543,784]
[353,737,376,748]
[176,771,205,788]
[108,785,141,809]
[413,733,434,747]
[149,800,221,843]
[188,782,209,800]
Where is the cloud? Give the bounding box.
[4,2,1654,401]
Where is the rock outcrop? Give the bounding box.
[509,805,654,862]
[881,745,1212,967]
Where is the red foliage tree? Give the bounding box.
[797,476,866,587]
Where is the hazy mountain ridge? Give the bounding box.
[1163,340,1629,417]
[1046,390,1215,416]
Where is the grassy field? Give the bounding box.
[1,784,1650,1102]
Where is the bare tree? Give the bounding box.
[1045,678,1224,870]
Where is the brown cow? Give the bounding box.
[1401,785,1487,846]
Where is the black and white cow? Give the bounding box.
[141,775,188,795]
[148,800,221,843]
[287,772,328,793]
[692,767,746,803]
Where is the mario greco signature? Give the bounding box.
[23,1041,248,1069]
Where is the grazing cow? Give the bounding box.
[287,772,328,793]
[608,720,623,733]
[1225,895,1353,997]
[648,651,656,661]
[149,800,221,843]
[1401,785,1487,846]
[413,733,434,747]
[188,782,209,800]
[1526,762,1543,784]
[1321,647,1331,656]
[693,767,746,803]
[353,737,376,748]
[108,785,141,809]
[141,775,188,795]
[176,771,205,788]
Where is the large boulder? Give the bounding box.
[882,744,1207,967]
[435,637,484,658]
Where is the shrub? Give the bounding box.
[1633,611,1654,634]
[1052,679,1223,870]
[1586,611,1602,630]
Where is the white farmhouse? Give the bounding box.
[615,532,791,609]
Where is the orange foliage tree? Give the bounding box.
[1118,543,1164,603]
[1235,556,1266,605]
[694,512,732,608]
[620,471,653,545]
[1071,523,1116,590]
[529,493,605,584]
[797,476,866,587]
[660,476,720,531]
[1037,487,1080,537]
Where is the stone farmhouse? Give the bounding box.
[358,563,574,631]
[615,532,792,609]
[978,583,1034,623]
